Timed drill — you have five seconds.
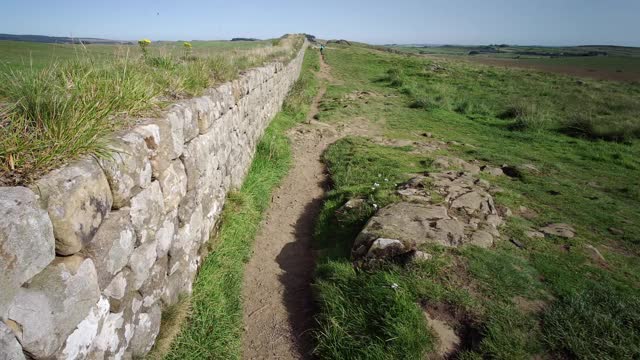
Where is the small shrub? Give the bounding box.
[385,67,405,87]
[409,97,432,109]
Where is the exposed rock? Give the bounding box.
[158,159,187,212]
[518,163,540,174]
[32,157,113,255]
[99,132,152,208]
[91,311,127,359]
[0,321,25,360]
[83,210,135,289]
[338,198,367,212]
[130,181,165,244]
[0,187,55,317]
[539,223,576,238]
[354,172,506,264]
[481,165,504,177]
[56,296,110,360]
[410,250,433,262]
[366,238,413,259]
[526,230,545,238]
[6,256,100,358]
[518,206,538,220]
[469,230,494,248]
[129,304,162,357]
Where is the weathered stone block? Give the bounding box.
[6,256,100,358]
[0,187,55,318]
[99,132,152,209]
[156,210,177,259]
[32,158,113,256]
[130,181,165,244]
[83,210,136,289]
[158,159,187,212]
[0,321,25,360]
[140,256,168,308]
[55,296,110,360]
[129,304,161,357]
[128,241,157,291]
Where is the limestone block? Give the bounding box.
[158,159,187,212]
[83,210,135,289]
[99,132,152,208]
[6,256,100,358]
[129,181,165,244]
[133,122,170,177]
[103,269,131,312]
[155,209,177,259]
[169,103,198,143]
[193,96,216,134]
[0,187,55,317]
[91,311,127,360]
[0,321,25,360]
[164,109,185,158]
[128,241,157,291]
[55,296,110,360]
[129,304,161,357]
[32,157,113,255]
[140,256,168,308]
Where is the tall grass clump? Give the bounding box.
[162,49,319,360]
[0,56,157,184]
[499,102,551,132]
[561,113,640,141]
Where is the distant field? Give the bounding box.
[0,39,271,72]
[393,44,640,81]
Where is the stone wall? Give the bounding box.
[0,43,306,359]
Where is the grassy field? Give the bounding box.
[311,44,640,359]
[0,35,303,185]
[151,48,320,360]
[393,44,640,81]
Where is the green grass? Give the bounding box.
[160,48,319,360]
[311,44,640,359]
[0,35,304,185]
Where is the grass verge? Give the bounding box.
[155,48,319,360]
[311,44,640,359]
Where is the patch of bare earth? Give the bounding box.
[240,55,382,359]
[422,301,484,360]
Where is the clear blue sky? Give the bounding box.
[2,0,639,46]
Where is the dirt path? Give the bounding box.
[240,55,337,359]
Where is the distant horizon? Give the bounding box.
[2,32,639,49]
[2,0,639,47]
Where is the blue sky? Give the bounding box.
[1,0,639,46]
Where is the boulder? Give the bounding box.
[0,187,55,317]
[539,223,575,238]
[366,238,414,259]
[158,159,187,212]
[32,158,113,255]
[6,256,100,358]
[55,296,110,360]
[469,230,494,248]
[99,132,152,208]
[83,210,135,289]
[130,181,165,244]
[481,165,504,177]
[526,230,545,238]
[90,311,128,359]
[0,321,25,360]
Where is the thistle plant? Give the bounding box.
[138,38,151,57]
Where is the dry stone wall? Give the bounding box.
[0,43,306,359]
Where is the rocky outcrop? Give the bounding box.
[0,43,307,359]
[353,169,508,264]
